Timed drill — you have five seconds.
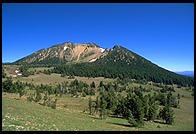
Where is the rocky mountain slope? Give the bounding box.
[15,42,109,65]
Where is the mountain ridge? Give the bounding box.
[13,42,194,86]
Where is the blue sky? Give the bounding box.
[2,3,194,72]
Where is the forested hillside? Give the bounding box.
[52,46,194,86]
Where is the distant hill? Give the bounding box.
[175,71,194,77]
[13,42,194,86]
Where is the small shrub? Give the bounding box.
[51,99,57,109]
[182,95,184,98]
[63,104,68,108]
[27,93,34,102]
[82,92,86,97]
[157,125,161,128]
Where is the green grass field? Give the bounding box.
[13,73,115,87]
[2,65,194,131]
[2,88,194,131]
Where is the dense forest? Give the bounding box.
[52,46,194,86]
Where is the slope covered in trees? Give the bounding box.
[52,46,194,86]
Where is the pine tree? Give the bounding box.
[90,81,96,88]
[127,110,137,127]
[89,97,93,115]
[114,94,126,117]
[43,92,48,106]
[35,89,42,102]
[177,93,180,99]
[51,98,57,109]
[27,93,34,102]
[105,88,117,112]
[166,92,172,106]
[99,81,104,87]
[2,77,13,93]
[145,94,158,121]
[16,81,25,98]
[99,93,107,119]
[2,67,7,78]
[90,88,96,96]
[125,93,144,126]
[95,96,100,114]
[147,102,158,121]
[143,95,149,119]
[159,104,175,125]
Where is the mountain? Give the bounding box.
[175,71,194,77]
[15,42,108,65]
[13,42,194,86]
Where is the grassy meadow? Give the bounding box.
[2,87,194,131]
[2,65,194,131]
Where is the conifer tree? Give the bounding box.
[90,81,96,88]
[43,91,48,106]
[159,104,175,125]
[99,95,107,119]
[51,98,57,109]
[127,110,137,127]
[143,95,149,119]
[2,77,13,93]
[89,97,93,115]
[35,88,42,102]
[99,89,107,119]
[125,93,144,126]
[99,81,104,87]
[90,88,96,96]
[95,96,100,114]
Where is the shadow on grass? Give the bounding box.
[107,122,131,128]
[108,114,124,119]
[153,120,166,125]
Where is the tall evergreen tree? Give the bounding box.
[99,89,107,119]
[143,95,149,119]
[95,96,100,114]
[99,95,107,119]
[35,88,42,102]
[125,93,144,126]
[127,110,137,127]
[90,81,96,88]
[99,81,104,88]
[159,104,175,125]
[2,77,13,93]
[89,97,93,115]
[2,67,7,78]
